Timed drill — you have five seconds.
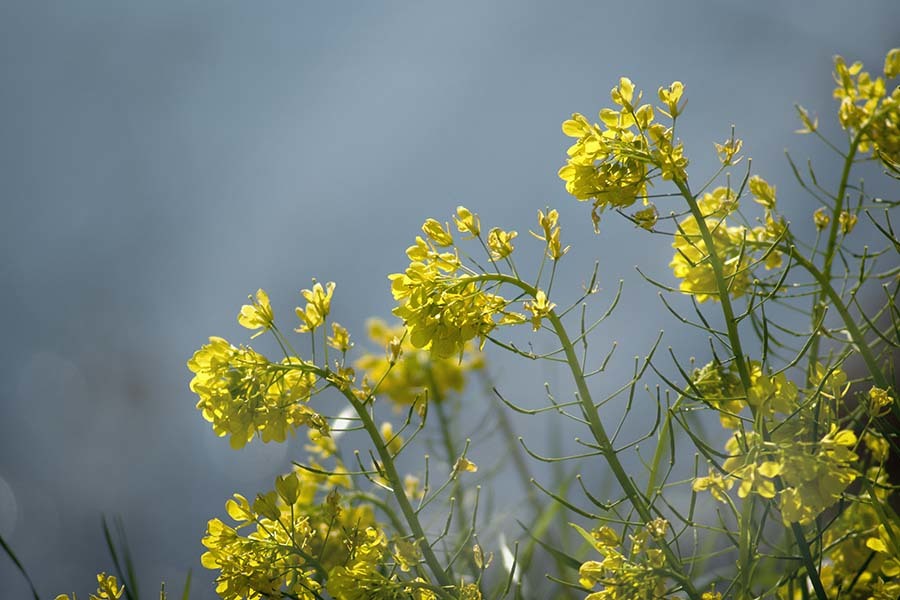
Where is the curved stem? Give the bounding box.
[672,179,829,600]
[341,387,454,591]
[467,273,702,600]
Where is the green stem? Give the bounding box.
[789,248,889,391]
[673,179,829,600]
[342,388,454,591]
[806,133,860,384]
[674,178,752,391]
[428,371,474,580]
[468,273,702,600]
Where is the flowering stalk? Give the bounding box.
[468,272,703,600]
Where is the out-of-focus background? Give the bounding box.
[1,1,898,597]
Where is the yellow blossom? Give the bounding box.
[868,386,894,417]
[487,227,517,260]
[422,218,454,247]
[453,456,478,474]
[658,81,684,117]
[670,189,751,302]
[327,322,352,353]
[715,136,743,165]
[523,289,555,331]
[454,205,481,238]
[749,175,776,209]
[632,204,658,230]
[238,289,275,338]
[380,421,404,455]
[354,318,482,406]
[692,468,734,503]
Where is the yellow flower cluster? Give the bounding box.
[718,425,859,526]
[575,523,670,600]
[187,337,325,449]
[201,466,389,600]
[833,48,900,169]
[778,438,898,599]
[56,573,123,600]
[354,318,483,407]
[390,212,521,358]
[670,188,752,302]
[670,184,784,303]
[691,358,868,526]
[559,78,687,228]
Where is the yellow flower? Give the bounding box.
[868,386,894,417]
[692,468,734,503]
[523,289,555,331]
[487,227,517,260]
[237,288,275,338]
[187,337,323,449]
[454,205,481,238]
[380,421,404,455]
[392,537,421,572]
[354,318,482,406]
[56,573,125,600]
[610,76,636,109]
[632,204,658,230]
[530,209,570,259]
[204,468,387,600]
[422,218,454,247]
[389,236,510,358]
[715,136,743,165]
[453,456,478,474]
[327,322,352,353]
[295,281,336,333]
[838,210,857,234]
[748,175,776,209]
[813,207,831,230]
[658,81,684,117]
[884,47,900,78]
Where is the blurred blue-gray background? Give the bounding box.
[2,2,898,597]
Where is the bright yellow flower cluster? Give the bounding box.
[56,573,124,600]
[354,318,483,407]
[390,211,522,358]
[691,360,876,526]
[670,188,752,302]
[187,337,325,449]
[778,439,898,599]
[670,184,784,302]
[718,425,859,526]
[575,522,670,600]
[559,78,687,228]
[201,466,390,600]
[832,48,900,168]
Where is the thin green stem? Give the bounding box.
[672,178,829,600]
[806,132,861,383]
[466,273,702,600]
[341,388,454,591]
[788,248,890,391]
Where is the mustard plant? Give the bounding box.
[49,48,900,600]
